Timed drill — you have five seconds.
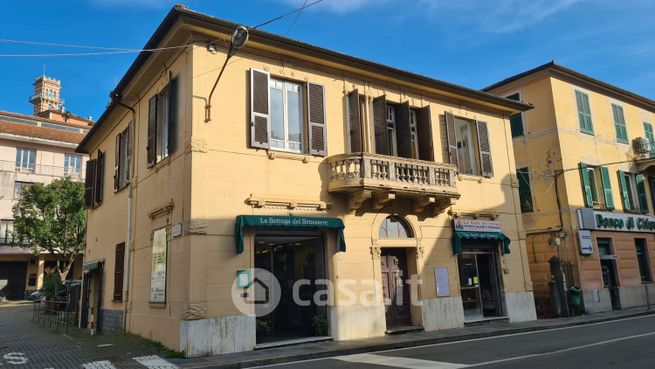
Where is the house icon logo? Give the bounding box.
[231,268,281,317]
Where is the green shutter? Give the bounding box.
[517,167,533,213]
[579,163,593,208]
[599,166,614,211]
[650,176,655,213]
[636,174,649,214]
[612,104,628,143]
[510,114,524,137]
[576,91,593,133]
[645,122,654,155]
[618,170,631,211]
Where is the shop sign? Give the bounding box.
[150,228,168,303]
[453,219,501,233]
[578,209,655,233]
[578,230,593,255]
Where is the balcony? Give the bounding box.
[633,137,655,174]
[327,153,460,213]
[0,160,85,181]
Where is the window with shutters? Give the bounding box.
[575,90,593,134]
[453,117,481,176]
[84,151,104,209]
[580,164,614,210]
[517,167,533,213]
[611,104,628,144]
[635,239,652,283]
[114,126,131,192]
[505,92,524,137]
[113,243,125,301]
[147,76,178,167]
[385,105,398,157]
[249,69,326,156]
[618,171,648,213]
[270,78,304,153]
[409,110,420,159]
[644,122,654,155]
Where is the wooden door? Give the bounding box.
[381,249,411,328]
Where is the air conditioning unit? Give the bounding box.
[632,137,652,159]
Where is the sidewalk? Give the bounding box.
[172,307,655,369]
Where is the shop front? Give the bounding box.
[234,215,345,345]
[453,219,511,322]
[577,209,655,312]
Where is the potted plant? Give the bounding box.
[312,314,328,336]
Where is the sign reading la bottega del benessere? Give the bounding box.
[578,208,655,233]
[453,219,502,233]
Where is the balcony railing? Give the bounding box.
[634,137,655,173]
[0,160,85,181]
[327,153,460,212]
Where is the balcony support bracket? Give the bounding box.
[348,190,372,212]
[372,192,396,210]
[432,197,458,217]
[413,196,436,213]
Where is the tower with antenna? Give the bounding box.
[29,73,64,115]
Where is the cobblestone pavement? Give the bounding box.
[0,303,178,369]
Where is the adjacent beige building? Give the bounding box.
[77,5,537,355]
[485,62,655,315]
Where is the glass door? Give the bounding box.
[458,253,482,320]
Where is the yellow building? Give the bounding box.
[485,62,655,315]
[76,5,536,355]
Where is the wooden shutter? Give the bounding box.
[599,166,614,210]
[444,112,458,168]
[579,163,593,208]
[84,159,96,209]
[250,69,270,149]
[373,95,388,155]
[636,174,649,214]
[147,95,158,166]
[168,75,178,155]
[347,90,362,153]
[650,177,655,212]
[416,106,434,161]
[124,125,131,185]
[618,170,631,211]
[95,150,104,205]
[114,134,121,191]
[476,120,493,177]
[307,82,327,156]
[396,101,412,158]
[113,243,125,301]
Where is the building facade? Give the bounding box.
[0,107,90,300]
[77,5,536,355]
[485,62,655,314]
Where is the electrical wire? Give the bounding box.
[0,39,141,51]
[0,43,193,57]
[285,0,310,36]
[251,0,323,30]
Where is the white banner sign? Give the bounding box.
[578,230,593,255]
[453,219,502,233]
[150,228,168,303]
[578,209,655,233]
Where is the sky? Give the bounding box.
[0,0,654,120]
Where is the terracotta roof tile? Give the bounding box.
[0,120,85,144]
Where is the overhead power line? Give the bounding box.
[0,0,324,58]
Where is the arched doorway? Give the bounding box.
[378,216,414,328]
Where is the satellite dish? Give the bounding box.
[230,26,249,52]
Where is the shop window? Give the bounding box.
[517,167,533,213]
[505,93,524,137]
[635,239,652,283]
[379,216,413,239]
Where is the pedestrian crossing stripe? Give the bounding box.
[133,355,179,369]
[336,353,468,369]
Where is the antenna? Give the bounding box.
[42,64,45,77]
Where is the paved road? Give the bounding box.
[254,314,655,369]
[0,304,178,369]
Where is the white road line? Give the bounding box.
[133,355,179,369]
[468,331,655,367]
[82,361,117,369]
[336,353,468,369]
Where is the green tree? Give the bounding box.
[12,177,86,280]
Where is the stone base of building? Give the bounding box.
[179,315,255,358]
[582,285,655,314]
[421,296,465,331]
[505,291,538,322]
[329,303,386,340]
[100,309,124,333]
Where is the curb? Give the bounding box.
[180,310,655,369]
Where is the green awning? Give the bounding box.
[83,260,103,272]
[452,231,511,255]
[235,215,346,254]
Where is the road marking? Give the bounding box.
[336,353,468,368]
[2,353,28,365]
[133,355,179,369]
[468,331,655,367]
[82,361,116,369]
[97,344,114,347]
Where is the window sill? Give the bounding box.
[111,299,123,303]
[458,174,488,183]
[149,302,166,309]
[580,129,595,136]
[616,139,630,145]
[149,156,172,171]
[113,184,129,194]
[267,150,310,163]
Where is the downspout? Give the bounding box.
[111,92,136,331]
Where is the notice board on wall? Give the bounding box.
[435,267,450,297]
